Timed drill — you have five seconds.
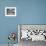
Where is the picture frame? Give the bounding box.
[5,7,16,16]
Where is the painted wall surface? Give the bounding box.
[0,0,46,44]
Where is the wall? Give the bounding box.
[0,0,46,44]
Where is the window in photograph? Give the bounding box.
[5,7,16,16]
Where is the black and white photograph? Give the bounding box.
[5,7,16,16]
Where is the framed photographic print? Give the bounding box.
[5,7,16,16]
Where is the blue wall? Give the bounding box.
[0,0,46,44]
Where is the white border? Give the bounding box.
[5,7,16,16]
[18,25,20,43]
